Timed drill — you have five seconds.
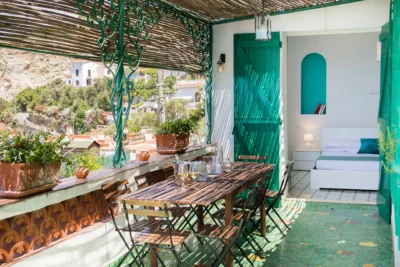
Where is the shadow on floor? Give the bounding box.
[109,199,393,267]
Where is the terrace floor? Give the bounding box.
[289,171,377,204]
[109,200,393,267]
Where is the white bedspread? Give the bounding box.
[316,152,379,171]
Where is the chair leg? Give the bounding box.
[267,212,285,235]
[242,230,263,256]
[116,250,131,267]
[235,242,254,266]
[272,206,291,230]
[249,218,270,243]
[156,252,167,267]
[203,205,221,226]
[170,247,182,265]
[182,242,191,253]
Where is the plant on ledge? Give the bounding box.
[62,151,103,179]
[0,131,69,198]
[378,125,396,173]
[154,118,195,154]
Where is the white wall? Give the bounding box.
[212,0,390,163]
[13,217,128,267]
[287,32,380,156]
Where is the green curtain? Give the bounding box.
[392,0,400,248]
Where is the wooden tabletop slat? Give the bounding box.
[121,163,274,206]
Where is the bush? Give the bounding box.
[61,151,103,178]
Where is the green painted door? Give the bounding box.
[234,33,281,190]
[378,22,392,224]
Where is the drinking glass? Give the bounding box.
[189,162,201,180]
[178,163,189,186]
[203,156,213,174]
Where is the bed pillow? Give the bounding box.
[358,138,379,154]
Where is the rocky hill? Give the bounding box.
[0,48,73,101]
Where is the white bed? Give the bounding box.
[316,152,379,171]
[310,128,380,190]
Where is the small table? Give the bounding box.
[293,149,321,170]
[121,162,274,267]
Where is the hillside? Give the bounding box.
[0,48,73,101]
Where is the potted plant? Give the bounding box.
[154,118,195,154]
[0,131,68,198]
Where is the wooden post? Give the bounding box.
[260,196,267,236]
[224,193,234,267]
[197,205,204,231]
[150,246,158,267]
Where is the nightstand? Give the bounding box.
[293,149,321,171]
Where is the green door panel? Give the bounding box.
[234,32,281,191]
[378,22,392,224]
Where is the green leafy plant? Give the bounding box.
[0,131,69,166]
[155,118,195,135]
[62,151,103,178]
[378,125,396,173]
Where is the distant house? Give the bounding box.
[66,60,114,87]
[63,140,101,156]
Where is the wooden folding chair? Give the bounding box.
[262,161,294,235]
[102,180,163,267]
[121,200,191,266]
[133,174,194,232]
[198,177,270,267]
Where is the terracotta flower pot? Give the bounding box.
[137,151,150,161]
[0,162,61,198]
[155,134,190,155]
[74,166,89,179]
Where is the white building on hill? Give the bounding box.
[66,60,114,87]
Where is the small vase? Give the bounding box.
[137,151,150,161]
[75,166,89,179]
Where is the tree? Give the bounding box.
[146,77,157,90]
[165,99,189,120]
[147,68,157,79]
[164,75,177,89]
[0,98,9,113]
[15,88,38,112]
[134,78,146,90]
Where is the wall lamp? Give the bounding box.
[217,54,226,72]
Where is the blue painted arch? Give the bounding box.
[301,53,327,114]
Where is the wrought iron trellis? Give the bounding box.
[76,0,212,167]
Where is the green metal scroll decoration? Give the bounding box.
[76,0,213,167]
[76,0,161,167]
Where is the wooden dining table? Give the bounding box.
[121,162,274,267]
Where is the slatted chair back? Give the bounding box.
[238,182,265,234]
[238,155,268,163]
[122,200,173,218]
[121,200,177,247]
[274,162,294,200]
[134,175,149,190]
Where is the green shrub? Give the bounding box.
[62,151,103,178]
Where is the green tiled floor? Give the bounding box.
[109,200,394,267]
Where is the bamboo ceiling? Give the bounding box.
[160,0,347,21]
[0,0,355,72]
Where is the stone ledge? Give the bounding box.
[0,145,215,221]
